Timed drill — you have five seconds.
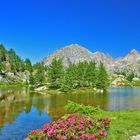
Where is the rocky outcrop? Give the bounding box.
[111,75,127,87]
[131,135,140,140]
[35,86,47,91]
[0,71,30,83]
[42,44,140,77]
[114,49,140,77]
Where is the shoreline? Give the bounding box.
[25,101,140,140]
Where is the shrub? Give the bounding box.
[25,114,110,140]
[65,100,103,115]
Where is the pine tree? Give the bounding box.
[0,44,7,61]
[127,72,134,82]
[96,62,110,90]
[61,64,78,91]
[25,58,32,73]
[33,63,45,85]
[29,74,36,85]
[86,61,97,87]
[47,58,64,89]
[8,48,21,73]
[77,62,87,87]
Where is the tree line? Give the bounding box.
[32,58,110,91]
[49,59,109,91]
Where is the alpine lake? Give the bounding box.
[0,87,140,140]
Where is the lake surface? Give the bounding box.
[0,87,140,140]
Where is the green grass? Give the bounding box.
[132,80,140,86]
[0,82,27,88]
[30,88,63,94]
[66,101,140,140]
[71,87,95,93]
[95,110,140,140]
[31,87,97,94]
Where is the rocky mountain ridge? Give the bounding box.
[42,44,140,77]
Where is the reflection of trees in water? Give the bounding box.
[41,92,109,120]
[0,87,33,128]
[0,88,109,128]
[31,93,47,115]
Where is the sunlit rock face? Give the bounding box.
[42,44,93,67]
[113,49,140,77]
[42,44,140,77]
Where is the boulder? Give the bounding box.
[131,135,140,140]
[35,86,47,91]
[111,75,126,87]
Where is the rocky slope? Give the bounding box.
[0,44,31,83]
[42,44,140,77]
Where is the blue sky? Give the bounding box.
[0,0,140,63]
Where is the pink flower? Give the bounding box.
[81,134,85,139]
[85,134,91,139]
[47,132,51,137]
[32,130,36,133]
[70,133,75,137]
[42,127,47,131]
[103,132,108,137]
[103,118,110,123]
[26,137,30,140]
[62,135,67,139]
[37,130,43,134]
[57,134,61,139]
[90,134,95,139]
[75,136,79,139]
[99,130,103,135]
[88,124,93,129]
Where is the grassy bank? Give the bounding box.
[25,101,140,140]
[66,101,140,140]
[0,82,28,88]
[30,87,98,94]
[95,110,140,140]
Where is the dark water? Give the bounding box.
[0,87,140,140]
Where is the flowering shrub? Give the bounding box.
[26,114,110,140]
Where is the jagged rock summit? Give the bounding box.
[42,44,93,67]
[42,44,140,77]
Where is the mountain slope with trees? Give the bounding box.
[42,44,140,78]
[1,43,139,88]
[0,44,32,84]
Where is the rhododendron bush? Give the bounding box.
[26,114,110,140]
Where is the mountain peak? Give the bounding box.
[64,44,89,51]
[130,49,139,55]
[66,44,81,48]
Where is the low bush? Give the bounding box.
[25,114,110,140]
[65,100,103,115]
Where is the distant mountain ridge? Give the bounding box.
[41,44,140,77]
